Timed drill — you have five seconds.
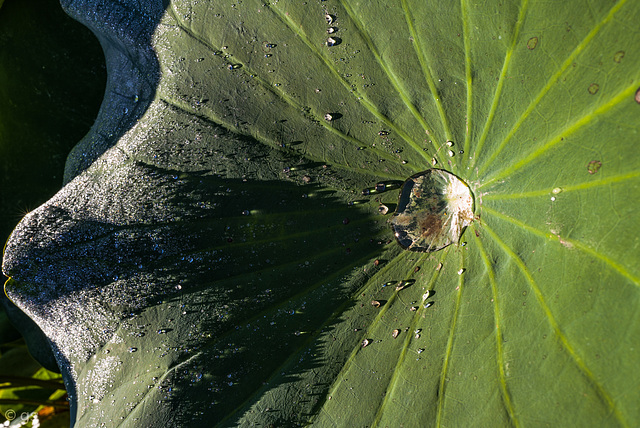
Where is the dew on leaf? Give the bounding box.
[552,187,563,194]
[392,329,400,338]
[390,169,474,252]
[588,83,599,95]
[613,50,625,63]
[587,160,602,174]
[371,300,382,308]
[527,36,538,50]
[448,150,455,157]
[362,339,370,347]
[326,37,341,47]
[446,140,454,147]
[378,204,389,215]
[375,183,386,192]
[327,27,338,34]
[325,14,335,24]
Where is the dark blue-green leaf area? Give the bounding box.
[2,0,639,426]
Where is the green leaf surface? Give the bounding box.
[3,0,640,426]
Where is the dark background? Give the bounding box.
[0,0,106,345]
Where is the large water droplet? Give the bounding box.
[390,169,474,252]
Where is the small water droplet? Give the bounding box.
[242,210,250,216]
[324,113,334,121]
[392,329,400,338]
[431,157,438,166]
[375,183,386,192]
[326,37,341,47]
[552,187,563,194]
[362,339,371,347]
[327,27,338,34]
[371,300,381,308]
[527,36,538,50]
[613,50,625,63]
[587,160,602,174]
[457,268,465,275]
[325,14,335,24]
[378,204,389,215]
[228,63,242,70]
[264,43,277,49]
[417,348,425,354]
[446,140,454,147]
[448,150,455,157]
[588,83,599,95]
[157,329,167,334]
[129,347,138,353]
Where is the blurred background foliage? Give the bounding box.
[0,0,105,424]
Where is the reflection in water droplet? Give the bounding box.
[327,27,338,34]
[613,50,625,63]
[390,169,474,252]
[326,37,341,47]
[527,36,538,50]
[448,150,455,157]
[129,348,138,353]
[378,204,389,215]
[588,83,599,95]
[325,14,335,24]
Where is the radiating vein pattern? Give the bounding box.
[3,0,640,426]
